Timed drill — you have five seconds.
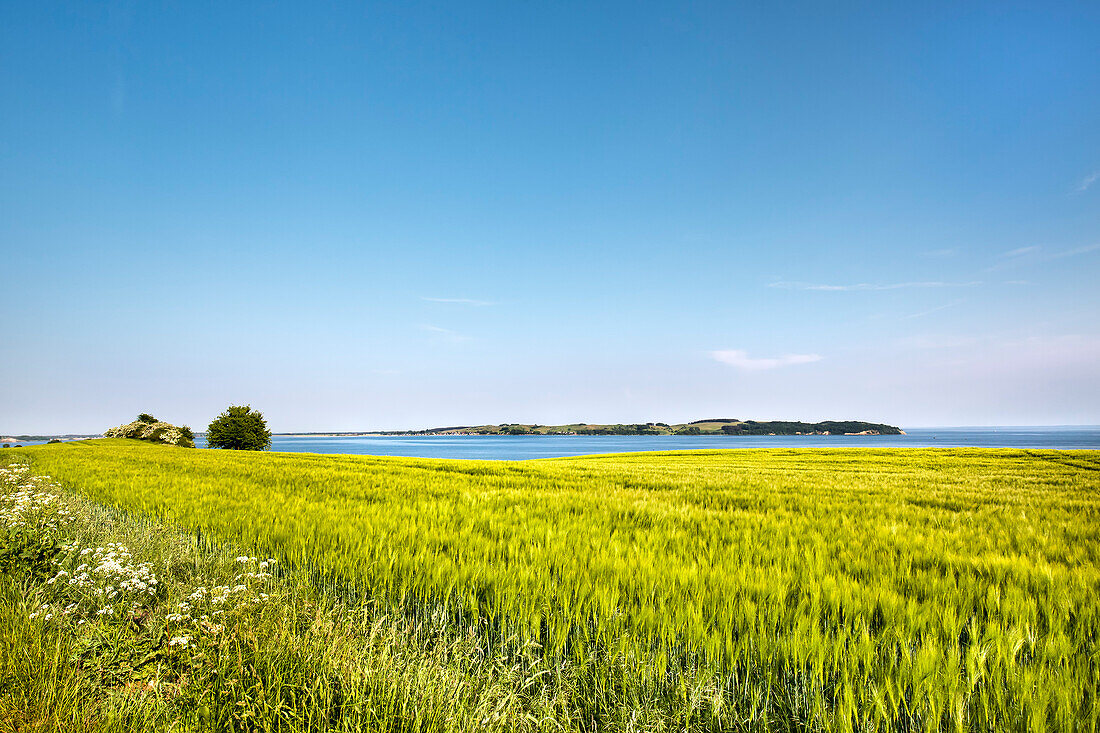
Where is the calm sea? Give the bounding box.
[186,427,1100,459]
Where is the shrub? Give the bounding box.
[206,406,272,451]
[104,416,195,448]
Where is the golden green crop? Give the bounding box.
[22,440,1100,730]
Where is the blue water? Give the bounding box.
[187,427,1100,459]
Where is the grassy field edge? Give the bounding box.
[0,457,631,732]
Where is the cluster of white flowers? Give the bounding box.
[234,555,276,579]
[103,420,192,447]
[159,427,184,444]
[0,466,158,627]
[0,465,75,533]
[6,463,281,665]
[34,542,160,624]
[103,421,143,439]
[0,463,30,485]
[161,556,277,652]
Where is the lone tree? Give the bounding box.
[206,405,272,451]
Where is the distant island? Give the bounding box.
[278,419,905,437]
[0,434,101,442]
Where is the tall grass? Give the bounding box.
[15,440,1100,730]
[0,459,587,732]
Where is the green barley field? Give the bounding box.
[13,439,1100,730]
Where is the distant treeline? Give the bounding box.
[378,419,903,436]
[711,420,903,436]
[581,421,903,436]
[573,424,667,435]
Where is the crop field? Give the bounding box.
[19,439,1100,730]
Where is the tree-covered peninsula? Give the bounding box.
[365,419,904,437]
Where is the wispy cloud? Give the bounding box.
[420,324,470,342]
[711,349,822,370]
[983,246,1041,272]
[902,300,963,320]
[1076,171,1099,193]
[1050,242,1100,259]
[769,280,981,292]
[421,297,496,306]
[986,243,1099,271]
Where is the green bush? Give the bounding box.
[206,405,271,451]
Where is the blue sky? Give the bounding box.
[2,1,1099,432]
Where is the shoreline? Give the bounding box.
[269,431,907,438]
